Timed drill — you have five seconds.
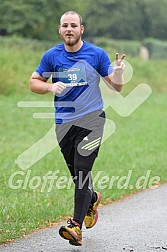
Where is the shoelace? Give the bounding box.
[67,219,75,228]
[67,218,80,228]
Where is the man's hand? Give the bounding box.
[103,53,126,92]
[51,82,66,94]
[114,53,126,75]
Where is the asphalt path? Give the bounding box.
[0,184,167,252]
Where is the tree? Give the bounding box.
[142,0,167,40]
[83,0,167,40]
[83,0,144,39]
[0,0,49,39]
[0,0,87,41]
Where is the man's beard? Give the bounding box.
[61,34,81,47]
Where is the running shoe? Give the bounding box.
[84,191,102,229]
[59,219,82,246]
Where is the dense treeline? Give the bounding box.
[0,0,167,41]
[84,0,167,40]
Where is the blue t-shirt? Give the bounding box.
[35,41,113,124]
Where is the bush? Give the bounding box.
[142,38,167,59]
[91,37,141,57]
[0,36,63,95]
[0,35,61,51]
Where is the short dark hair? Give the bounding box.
[60,11,83,25]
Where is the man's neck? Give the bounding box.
[64,40,83,52]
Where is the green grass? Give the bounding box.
[0,38,167,244]
[0,45,45,95]
[0,93,73,243]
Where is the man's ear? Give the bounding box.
[81,25,84,34]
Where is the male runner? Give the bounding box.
[29,11,125,246]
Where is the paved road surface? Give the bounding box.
[0,184,167,252]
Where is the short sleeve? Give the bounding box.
[35,51,53,80]
[98,50,114,77]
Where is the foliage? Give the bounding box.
[84,0,145,39]
[0,0,87,41]
[0,0,167,41]
[142,0,167,39]
[142,37,167,59]
[83,0,167,40]
[94,37,141,57]
[0,35,60,51]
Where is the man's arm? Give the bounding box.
[29,72,52,94]
[29,72,66,94]
[103,53,126,92]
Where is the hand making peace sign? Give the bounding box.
[114,53,126,74]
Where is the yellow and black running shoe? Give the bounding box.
[59,219,82,246]
[84,191,102,229]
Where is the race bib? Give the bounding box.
[57,63,87,86]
